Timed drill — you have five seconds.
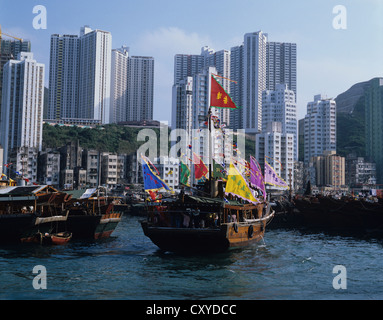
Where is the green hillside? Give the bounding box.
[336,94,365,158]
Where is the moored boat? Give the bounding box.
[57,187,122,240]
[0,185,69,244]
[141,195,274,253]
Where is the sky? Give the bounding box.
[1,0,383,123]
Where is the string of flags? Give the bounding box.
[1,164,39,185]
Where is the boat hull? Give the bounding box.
[141,216,271,254]
[58,213,122,240]
[0,214,68,244]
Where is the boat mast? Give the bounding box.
[208,108,213,198]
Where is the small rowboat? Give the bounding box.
[50,232,72,245]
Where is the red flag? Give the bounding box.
[210,75,237,109]
[193,153,208,180]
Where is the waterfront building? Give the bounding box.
[0,52,44,181]
[304,94,337,164]
[311,151,345,188]
[266,42,297,99]
[48,34,80,120]
[262,83,298,160]
[126,55,154,122]
[101,152,118,189]
[110,46,129,123]
[365,78,383,184]
[346,154,377,187]
[255,122,295,188]
[37,150,61,187]
[82,149,101,188]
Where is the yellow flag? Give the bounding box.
[225,162,259,204]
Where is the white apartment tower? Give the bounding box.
[255,122,295,188]
[266,42,297,99]
[262,84,298,160]
[48,34,80,120]
[78,26,112,124]
[304,94,337,163]
[0,52,45,173]
[243,31,268,133]
[110,46,129,123]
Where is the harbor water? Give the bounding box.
[1,215,383,300]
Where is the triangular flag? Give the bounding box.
[210,75,238,109]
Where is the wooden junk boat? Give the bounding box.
[57,187,122,240]
[0,185,69,243]
[141,92,275,253]
[142,193,274,253]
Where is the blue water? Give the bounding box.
[1,215,383,300]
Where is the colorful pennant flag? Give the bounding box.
[212,159,227,181]
[141,155,171,192]
[264,161,289,189]
[225,162,259,205]
[250,156,266,200]
[180,161,191,187]
[210,75,238,109]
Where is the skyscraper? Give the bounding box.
[126,55,154,121]
[304,94,337,164]
[48,26,112,124]
[0,52,45,178]
[365,78,383,184]
[0,38,31,120]
[229,32,268,133]
[262,84,298,160]
[78,26,112,124]
[242,31,268,133]
[48,34,79,120]
[266,42,297,98]
[110,46,129,124]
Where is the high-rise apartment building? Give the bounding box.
[255,122,295,187]
[229,45,244,130]
[48,34,80,120]
[126,55,154,122]
[365,78,383,184]
[242,31,268,133]
[48,26,112,124]
[266,42,297,99]
[0,39,31,119]
[262,84,298,160]
[78,26,112,124]
[229,32,268,133]
[304,94,337,164]
[110,46,129,123]
[0,52,45,177]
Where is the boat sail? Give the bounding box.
[140,73,274,253]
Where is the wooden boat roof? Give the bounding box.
[0,185,58,197]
